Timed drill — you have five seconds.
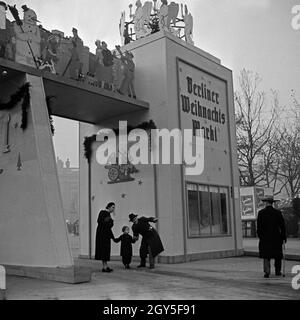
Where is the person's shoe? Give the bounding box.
[149,265,155,269]
[106,267,113,272]
[264,273,270,278]
[137,264,146,268]
[125,265,130,269]
[275,271,282,276]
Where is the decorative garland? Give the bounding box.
[46,96,55,135]
[0,83,31,130]
[83,134,97,163]
[83,120,156,163]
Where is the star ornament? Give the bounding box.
[138,180,143,186]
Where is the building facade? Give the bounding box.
[79,31,243,262]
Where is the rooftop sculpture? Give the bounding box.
[119,0,194,45]
[0,2,138,99]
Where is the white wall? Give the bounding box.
[0,74,73,267]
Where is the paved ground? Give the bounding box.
[4,256,300,300]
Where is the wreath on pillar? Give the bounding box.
[83,120,156,163]
[0,82,31,130]
[46,96,55,135]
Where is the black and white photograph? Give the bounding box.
[0,0,299,310]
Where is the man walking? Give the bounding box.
[129,213,164,269]
[257,196,287,278]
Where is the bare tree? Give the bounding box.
[272,97,300,198]
[235,69,278,187]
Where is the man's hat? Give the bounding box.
[261,196,280,203]
[21,5,29,12]
[0,1,7,10]
[129,213,138,222]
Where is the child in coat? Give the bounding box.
[114,226,136,269]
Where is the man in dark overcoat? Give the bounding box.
[257,196,287,278]
[129,213,164,269]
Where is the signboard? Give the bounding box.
[240,187,256,220]
[177,59,231,183]
[240,186,273,220]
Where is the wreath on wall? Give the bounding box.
[46,96,55,135]
[83,120,157,163]
[0,82,31,130]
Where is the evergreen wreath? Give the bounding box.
[0,82,31,130]
[83,120,156,163]
[46,96,55,135]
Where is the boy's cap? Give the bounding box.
[122,226,129,232]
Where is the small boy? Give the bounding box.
[114,226,136,269]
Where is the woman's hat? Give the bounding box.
[261,196,280,203]
[129,213,138,222]
[0,1,7,10]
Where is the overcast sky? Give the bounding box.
[8,0,300,167]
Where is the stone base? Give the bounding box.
[0,289,6,300]
[158,249,244,264]
[4,264,91,284]
[244,251,300,262]
[79,249,244,264]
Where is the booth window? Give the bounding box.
[187,183,230,237]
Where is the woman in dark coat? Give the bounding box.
[129,213,164,269]
[95,202,115,272]
[257,197,287,278]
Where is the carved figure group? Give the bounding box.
[0,3,137,99]
[120,0,194,45]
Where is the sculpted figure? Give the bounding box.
[94,39,105,87]
[167,2,180,36]
[68,27,84,79]
[112,50,123,92]
[115,45,136,99]
[94,41,114,90]
[132,0,152,39]
[167,2,179,26]
[119,11,126,46]
[119,11,133,45]
[13,5,41,67]
[158,0,169,31]
[39,32,60,73]
[181,4,194,45]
